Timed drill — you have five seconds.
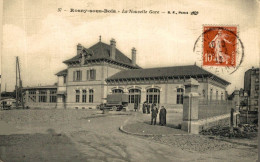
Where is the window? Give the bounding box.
[82,90,87,103]
[28,90,36,102]
[73,70,82,81]
[221,92,224,100]
[177,88,184,104]
[216,90,218,100]
[89,89,94,103]
[63,76,66,84]
[129,89,141,104]
[112,89,124,93]
[87,69,96,80]
[146,88,160,104]
[210,88,213,100]
[75,90,80,102]
[256,78,259,83]
[202,89,205,98]
[39,90,47,102]
[256,86,259,91]
[49,90,57,103]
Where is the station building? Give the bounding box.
[23,38,230,110]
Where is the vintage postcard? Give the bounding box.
[0,0,259,161]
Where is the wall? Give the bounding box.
[198,100,233,119]
[65,62,127,109]
[24,88,57,109]
[66,85,102,109]
[207,80,227,100]
[107,82,186,110]
[25,102,57,109]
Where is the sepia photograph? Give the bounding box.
[0,0,259,161]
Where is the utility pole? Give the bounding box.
[16,57,18,108]
[15,56,24,109]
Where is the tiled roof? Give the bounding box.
[107,65,230,85]
[63,42,140,68]
[56,69,68,76]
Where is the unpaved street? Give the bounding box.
[0,110,258,162]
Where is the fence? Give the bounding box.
[198,99,234,120]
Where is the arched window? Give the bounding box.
[216,90,218,100]
[112,89,124,93]
[221,92,224,100]
[146,88,160,104]
[177,88,184,104]
[129,89,141,104]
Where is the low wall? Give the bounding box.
[198,100,232,120]
[25,102,57,109]
[182,112,239,134]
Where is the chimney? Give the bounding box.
[131,47,136,66]
[110,39,116,60]
[80,53,85,65]
[77,43,83,55]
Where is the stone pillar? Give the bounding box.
[181,78,200,134]
[46,90,50,103]
[56,95,65,109]
[36,90,39,102]
[141,89,146,104]
[25,90,29,103]
[233,90,240,111]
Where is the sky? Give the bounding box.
[1,0,259,93]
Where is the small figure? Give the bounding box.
[151,104,158,125]
[147,104,150,114]
[159,106,167,126]
[142,102,147,114]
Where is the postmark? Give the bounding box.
[193,25,244,74]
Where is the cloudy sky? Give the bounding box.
[1,0,259,93]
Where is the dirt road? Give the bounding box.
[0,110,258,162]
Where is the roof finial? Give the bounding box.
[99,35,101,42]
[194,62,197,66]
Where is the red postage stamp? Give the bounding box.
[203,26,237,67]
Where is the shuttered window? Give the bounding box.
[87,69,96,80]
[73,70,82,81]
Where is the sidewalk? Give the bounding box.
[120,111,187,136]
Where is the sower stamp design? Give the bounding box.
[203,26,237,67]
[194,25,244,74]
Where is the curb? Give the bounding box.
[119,125,155,137]
[119,125,193,137]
